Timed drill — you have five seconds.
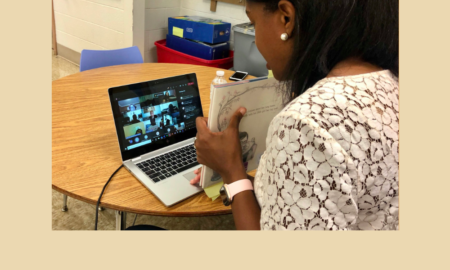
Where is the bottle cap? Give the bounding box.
[216,71,225,77]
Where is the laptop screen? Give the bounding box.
[108,73,203,161]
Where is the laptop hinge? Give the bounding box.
[131,156,142,162]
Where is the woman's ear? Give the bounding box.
[278,0,296,37]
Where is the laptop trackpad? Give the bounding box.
[183,171,196,181]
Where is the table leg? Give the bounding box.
[115,211,127,230]
[62,194,68,212]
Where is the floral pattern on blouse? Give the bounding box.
[254,71,399,230]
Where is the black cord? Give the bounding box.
[94,164,124,230]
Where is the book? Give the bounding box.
[200,77,285,188]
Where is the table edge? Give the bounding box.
[52,185,232,217]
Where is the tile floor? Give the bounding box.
[51,53,236,230]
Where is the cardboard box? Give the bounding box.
[168,16,231,44]
[166,34,229,60]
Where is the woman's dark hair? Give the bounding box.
[247,0,398,99]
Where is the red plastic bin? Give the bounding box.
[154,39,234,69]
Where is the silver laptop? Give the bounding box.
[108,73,203,207]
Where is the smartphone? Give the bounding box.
[229,71,249,81]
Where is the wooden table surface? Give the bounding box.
[52,63,256,217]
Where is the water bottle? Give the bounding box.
[211,71,228,100]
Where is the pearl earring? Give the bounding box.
[281,33,289,41]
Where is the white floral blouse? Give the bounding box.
[254,70,399,230]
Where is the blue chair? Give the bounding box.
[79,46,143,72]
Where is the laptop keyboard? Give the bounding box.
[136,144,199,183]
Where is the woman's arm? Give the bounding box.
[222,171,260,230]
[194,108,261,230]
[230,191,261,230]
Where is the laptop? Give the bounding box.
[108,73,203,207]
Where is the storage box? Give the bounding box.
[233,23,269,77]
[155,39,234,69]
[166,34,229,60]
[168,16,231,44]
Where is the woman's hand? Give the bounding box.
[194,107,248,185]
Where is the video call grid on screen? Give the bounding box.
[110,74,203,154]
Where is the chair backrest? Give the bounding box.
[79,46,143,72]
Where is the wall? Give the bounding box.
[54,0,250,64]
[144,0,249,63]
[144,0,181,62]
[54,0,142,64]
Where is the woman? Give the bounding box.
[191,0,398,230]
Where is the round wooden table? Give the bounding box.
[52,63,255,229]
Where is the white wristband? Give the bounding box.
[226,179,253,201]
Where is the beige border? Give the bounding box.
[52,0,57,55]
[2,0,450,269]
